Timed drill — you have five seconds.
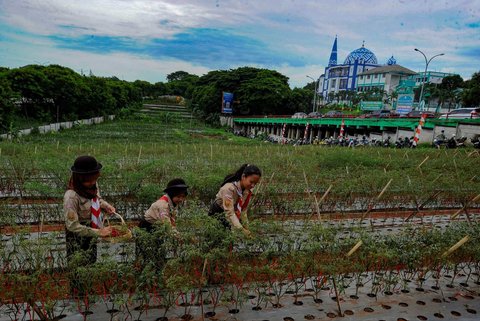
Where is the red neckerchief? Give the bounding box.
[234,182,252,220]
[159,194,176,227]
[90,197,103,228]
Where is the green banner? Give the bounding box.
[360,101,383,111]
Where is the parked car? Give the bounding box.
[402,110,436,118]
[291,112,308,119]
[439,107,480,119]
[323,110,343,118]
[366,109,399,118]
[307,111,323,118]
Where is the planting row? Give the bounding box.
[1,213,480,320]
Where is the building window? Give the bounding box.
[340,79,347,89]
[374,74,378,79]
[360,75,363,80]
[331,79,336,88]
[382,73,386,78]
[367,75,371,79]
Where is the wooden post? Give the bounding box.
[405,191,442,221]
[346,240,363,257]
[332,276,343,317]
[303,171,322,221]
[442,236,470,257]
[361,179,393,221]
[417,156,429,169]
[451,194,480,220]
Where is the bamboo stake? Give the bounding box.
[417,156,429,169]
[432,174,442,184]
[319,184,333,205]
[405,191,442,221]
[331,277,343,317]
[376,178,393,200]
[201,258,208,280]
[303,171,321,221]
[451,194,480,220]
[441,236,470,257]
[361,179,393,221]
[346,240,363,257]
[137,146,142,164]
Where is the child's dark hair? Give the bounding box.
[221,164,262,187]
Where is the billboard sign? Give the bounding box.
[396,94,414,115]
[222,92,234,114]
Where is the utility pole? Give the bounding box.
[307,75,318,112]
[414,48,444,111]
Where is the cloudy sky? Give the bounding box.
[0,0,479,87]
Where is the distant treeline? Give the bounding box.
[0,65,146,132]
[0,65,314,132]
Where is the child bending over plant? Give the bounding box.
[138,178,189,234]
[208,164,261,237]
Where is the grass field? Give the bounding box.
[0,114,479,213]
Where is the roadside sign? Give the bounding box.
[396,94,414,115]
[222,92,234,114]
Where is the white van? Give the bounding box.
[439,107,479,119]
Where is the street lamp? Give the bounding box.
[306,75,318,112]
[414,48,444,111]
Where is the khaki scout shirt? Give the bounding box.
[213,181,250,229]
[144,194,178,232]
[64,189,112,237]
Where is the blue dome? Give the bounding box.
[344,45,378,65]
[387,55,397,65]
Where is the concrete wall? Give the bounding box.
[397,129,413,140]
[457,124,480,139]
[0,115,115,140]
[219,116,234,127]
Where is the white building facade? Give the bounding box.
[319,37,380,101]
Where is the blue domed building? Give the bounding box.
[319,37,381,101]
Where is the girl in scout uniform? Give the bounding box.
[137,179,188,268]
[139,178,189,233]
[209,164,262,236]
[64,155,115,264]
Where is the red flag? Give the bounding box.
[303,123,310,142]
[339,119,345,138]
[413,114,426,146]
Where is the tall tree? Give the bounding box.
[7,65,51,120]
[166,71,192,82]
[191,67,292,119]
[461,72,480,107]
[0,74,17,133]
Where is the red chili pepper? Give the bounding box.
[110,228,120,237]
